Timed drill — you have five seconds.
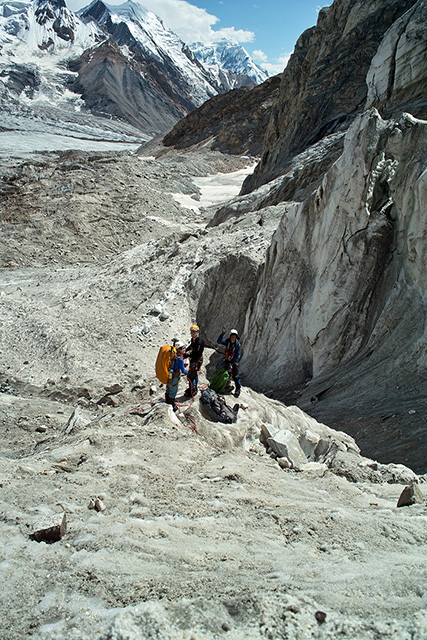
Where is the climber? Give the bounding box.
[217,328,242,398]
[165,341,189,411]
[184,324,205,397]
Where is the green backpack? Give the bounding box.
[209,368,230,393]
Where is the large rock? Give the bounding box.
[266,429,308,468]
[397,483,424,506]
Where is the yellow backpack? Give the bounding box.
[155,345,176,384]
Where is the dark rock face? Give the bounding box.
[163,75,281,156]
[241,0,419,195]
[68,42,184,133]
[4,66,41,97]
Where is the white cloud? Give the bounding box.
[68,0,253,43]
[252,49,268,62]
[137,0,254,44]
[259,52,292,77]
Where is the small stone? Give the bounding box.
[97,394,119,407]
[315,611,327,624]
[88,499,96,510]
[149,304,162,315]
[397,483,424,507]
[408,409,416,415]
[94,498,106,512]
[36,425,48,433]
[104,384,123,395]
[221,622,231,632]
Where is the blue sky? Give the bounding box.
[68,0,332,75]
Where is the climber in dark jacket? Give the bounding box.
[184,324,204,397]
[217,328,242,397]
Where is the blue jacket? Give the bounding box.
[171,356,189,376]
[217,333,241,364]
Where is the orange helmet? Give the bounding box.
[190,324,199,332]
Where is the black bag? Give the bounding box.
[201,388,239,424]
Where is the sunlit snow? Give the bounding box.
[172,164,256,212]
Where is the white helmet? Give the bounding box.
[230,329,238,336]
[175,341,185,350]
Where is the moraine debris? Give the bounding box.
[29,513,67,544]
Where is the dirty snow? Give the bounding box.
[0,131,142,155]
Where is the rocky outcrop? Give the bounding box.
[241,108,426,470]
[365,0,427,118]
[241,0,420,195]
[163,75,281,156]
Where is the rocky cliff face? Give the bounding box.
[189,0,427,469]
[241,0,420,195]
[163,74,281,156]
[241,109,426,464]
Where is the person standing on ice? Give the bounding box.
[184,324,204,397]
[165,342,188,411]
[217,328,242,398]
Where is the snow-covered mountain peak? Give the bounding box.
[0,0,101,56]
[0,0,270,142]
[190,40,269,87]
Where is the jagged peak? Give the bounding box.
[35,0,67,9]
[79,0,152,24]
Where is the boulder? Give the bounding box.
[267,429,308,468]
[397,483,424,507]
[29,513,67,544]
[299,429,320,458]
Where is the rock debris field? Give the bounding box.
[0,145,426,640]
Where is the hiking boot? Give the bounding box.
[184,388,192,398]
[234,389,241,398]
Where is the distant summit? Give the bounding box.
[190,40,269,90]
[0,0,266,138]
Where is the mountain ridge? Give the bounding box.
[0,0,267,138]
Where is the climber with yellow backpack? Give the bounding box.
[156,340,189,411]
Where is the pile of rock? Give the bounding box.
[260,405,418,484]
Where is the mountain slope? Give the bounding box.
[242,0,421,194]
[163,74,281,155]
[0,0,266,138]
[78,0,220,112]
